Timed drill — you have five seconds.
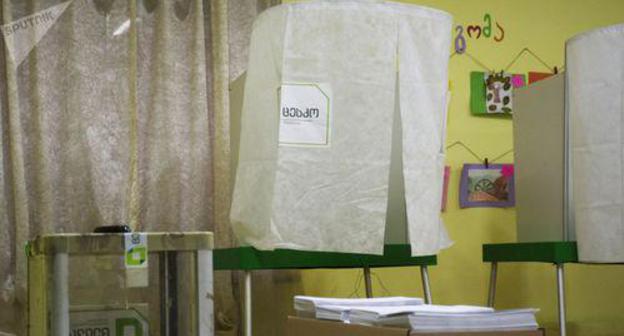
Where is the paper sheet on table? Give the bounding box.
[316,304,495,324]
[348,304,494,317]
[295,295,424,314]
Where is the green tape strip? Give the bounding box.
[470,71,487,115]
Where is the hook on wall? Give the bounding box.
[94,0,115,16]
[142,0,159,14]
[174,0,192,21]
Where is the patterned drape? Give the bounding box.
[0,0,277,334]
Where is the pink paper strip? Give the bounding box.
[511,74,526,88]
[441,166,451,212]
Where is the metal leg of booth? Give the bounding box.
[487,262,498,307]
[420,265,432,304]
[486,261,567,336]
[364,267,373,298]
[556,263,567,336]
[244,270,252,336]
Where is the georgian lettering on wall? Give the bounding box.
[455,14,505,54]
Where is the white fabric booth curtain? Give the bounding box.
[231,0,453,256]
[567,23,624,263]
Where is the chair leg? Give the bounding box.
[363,266,373,298]
[556,263,567,336]
[420,265,432,304]
[487,262,498,308]
[52,253,69,336]
[197,250,214,336]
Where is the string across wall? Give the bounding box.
[450,47,563,74]
[446,140,513,163]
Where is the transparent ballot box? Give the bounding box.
[27,232,214,336]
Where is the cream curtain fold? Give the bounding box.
[209,0,239,334]
[214,1,288,335]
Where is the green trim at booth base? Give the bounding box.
[483,241,578,264]
[214,244,436,270]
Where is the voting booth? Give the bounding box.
[513,24,624,263]
[230,0,453,257]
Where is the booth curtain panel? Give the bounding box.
[567,23,624,263]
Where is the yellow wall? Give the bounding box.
[283,1,624,335]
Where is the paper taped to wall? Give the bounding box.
[279,83,331,147]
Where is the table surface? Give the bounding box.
[482,241,578,264]
[213,244,437,270]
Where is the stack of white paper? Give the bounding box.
[296,295,539,332]
[294,296,424,319]
[342,304,493,325]
[315,303,538,332]
[345,305,538,332]
[314,305,354,322]
[407,309,539,333]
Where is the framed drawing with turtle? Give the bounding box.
[459,163,515,208]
